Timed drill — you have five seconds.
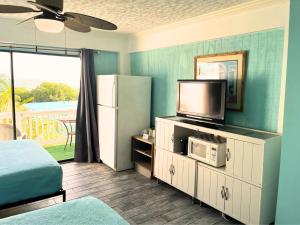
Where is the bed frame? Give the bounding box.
[0,189,66,210]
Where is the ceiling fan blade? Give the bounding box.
[35,0,63,12]
[27,1,60,16]
[64,18,91,33]
[0,5,38,13]
[17,15,39,25]
[64,12,117,30]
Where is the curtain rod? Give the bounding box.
[0,42,119,54]
[0,41,80,52]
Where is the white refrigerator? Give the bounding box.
[97,75,151,171]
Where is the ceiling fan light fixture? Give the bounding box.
[34,17,64,33]
[0,1,117,33]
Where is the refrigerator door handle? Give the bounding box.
[112,80,116,107]
[98,104,118,110]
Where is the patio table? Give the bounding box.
[59,119,76,151]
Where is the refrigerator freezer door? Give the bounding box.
[98,105,117,170]
[96,75,117,107]
[115,76,151,171]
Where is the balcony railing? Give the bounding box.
[0,109,76,145]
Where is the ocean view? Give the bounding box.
[25,101,78,111]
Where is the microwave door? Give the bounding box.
[190,139,210,164]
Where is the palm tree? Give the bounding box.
[0,76,11,112]
[0,75,33,112]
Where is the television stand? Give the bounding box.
[154,116,281,225]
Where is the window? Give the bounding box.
[0,51,81,161]
[0,52,14,140]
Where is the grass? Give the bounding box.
[45,144,75,161]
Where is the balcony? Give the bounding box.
[0,109,76,161]
[45,144,75,161]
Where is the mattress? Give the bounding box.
[0,140,62,206]
[0,196,129,225]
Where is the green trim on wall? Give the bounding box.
[94,50,119,75]
[131,29,284,132]
[276,1,300,224]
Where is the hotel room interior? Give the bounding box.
[0,0,299,224]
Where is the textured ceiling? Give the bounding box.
[0,0,255,33]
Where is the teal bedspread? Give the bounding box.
[0,140,62,206]
[0,196,129,225]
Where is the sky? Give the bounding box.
[0,52,81,89]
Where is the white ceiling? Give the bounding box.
[0,0,256,33]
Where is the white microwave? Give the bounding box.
[187,136,226,167]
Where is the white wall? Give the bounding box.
[0,18,130,74]
[128,0,289,52]
[128,0,290,133]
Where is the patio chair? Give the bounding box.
[0,124,26,140]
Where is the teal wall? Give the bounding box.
[276,1,300,224]
[94,50,119,75]
[131,29,284,132]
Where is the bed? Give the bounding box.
[0,140,64,209]
[0,196,129,225]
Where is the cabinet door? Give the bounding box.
[196,164,204,201]
[154,148,162,179]
[156,120,174,152]
[172,154,181,190]
[163,121,170,150]
[226,139,235,175]
[186,157,196,196]
[252,144,263,186]
[154,148,172,181]
[232,179,242,221]
[173,154,195,196]
[203,167,211,204]
[197,165,225,212]
[224,176,233,216]
[225,178,261,225]
[243,142,253,182]
[209,170,218,208]
[168,123,174,152]
[160,150,172,184]
[240,182,251,224]
[234,140,243,178]
[250,186,261,225]
[155,120,166,150]
[155,120,161,149]
[166,150,173,185]
[217,173,225,212]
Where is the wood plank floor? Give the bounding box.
[0,162,240,224]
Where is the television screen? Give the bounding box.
[177,80,226,124]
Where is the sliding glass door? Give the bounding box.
[0,52,14,140]
[0,51,81,161]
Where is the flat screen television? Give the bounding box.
[176,80,227,125]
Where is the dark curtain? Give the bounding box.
[75,49,100,162]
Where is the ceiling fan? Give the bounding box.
[0,0,117,33]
